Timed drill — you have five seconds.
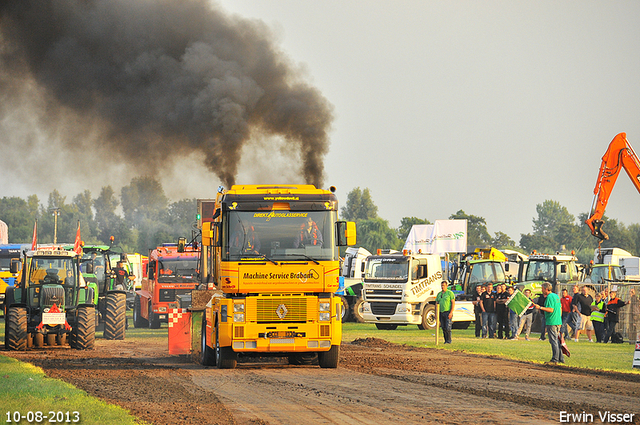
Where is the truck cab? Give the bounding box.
[336,247,371,322]
[521,253,580,294]
[361,252,474,330]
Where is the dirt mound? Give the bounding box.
[349,337,397,347]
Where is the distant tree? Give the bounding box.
[532,200,575,239]
[357,218,401,254]
[519,233,556,254]
[162,198,198,241]
[341,187,378,222]
[0,195,39,242]
[121,176,168,226]
[490,231,516,249]
[449,210,490,247]
[396,217,430,243]
[94,186,121,244]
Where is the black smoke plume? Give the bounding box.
[0,0,333,188]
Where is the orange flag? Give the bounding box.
[31,220,37,251]
[73,221,82,255]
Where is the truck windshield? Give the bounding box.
[590,265,622,283]
[468,262,506,288]
[223,210,336,261]
[28,257,76,287]
[525,261,555,282]
[364,258,409,281]
[157,258,198,283]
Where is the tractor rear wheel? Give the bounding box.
[73,306,96,350]
[104,292,126,340]
[5,307,27,351]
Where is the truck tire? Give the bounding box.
[200,315,216,366]
[351,297,366,323]
[318,345,340,368]
[104,292,126,340]
[215,325,237,369]
[148,301,161,329]
[73,306,96,350]
[375,323,398,330]
[339,296,350,323]
[5,307,27,351]
[419,304,437,330]
[133,295,148,328]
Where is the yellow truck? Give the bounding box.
[198,185,356,368]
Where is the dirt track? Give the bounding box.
[4,336,640,424]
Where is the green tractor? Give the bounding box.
[72,245,132,340]
[4,247,95,350]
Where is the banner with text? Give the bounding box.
[403,220,467,255]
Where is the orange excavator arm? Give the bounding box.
[586,133,640,240]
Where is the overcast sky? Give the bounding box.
[2,1,640,246]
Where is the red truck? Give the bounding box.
[133,242,200,328]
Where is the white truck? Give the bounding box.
[361,251,474,330]
[337,247,372,322]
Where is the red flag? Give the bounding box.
[73,221,82,255]
[31,220,37,251]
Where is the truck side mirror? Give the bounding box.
[336,221,357,246]
[177,237,186,252]
[10,259,21,274]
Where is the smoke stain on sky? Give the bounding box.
[0,0,333,195]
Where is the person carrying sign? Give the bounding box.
[533,282,564,364]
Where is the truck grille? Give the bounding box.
[159,288,192,302]
[253,297,309,322]
[365,289,403,302]
[370,302,398,316]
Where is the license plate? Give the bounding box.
[266,331,296,338]
[42,312,65,325]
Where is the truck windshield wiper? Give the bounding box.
[282,253,320,265]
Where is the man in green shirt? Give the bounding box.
[436,280,456,344]
[533,282,564,364]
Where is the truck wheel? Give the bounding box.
[133,296,148,328]
[148,301,161,329]
[419,304,437,330]
[104,292,126,340]
[74,306,96,350]
[5,307,27,351]
[339,296,350,323]
[375,323,398,330]
[215,325,237,369]
[200,315,216,366]
[351,297,366,323]
[318,345,340,368]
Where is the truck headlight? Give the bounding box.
[234,303,245,313]
[233,313,245,322]
[319,312,331,321]
[319,302,330,311]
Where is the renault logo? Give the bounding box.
[276,304,288,319]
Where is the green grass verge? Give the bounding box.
[0,311,146,425]
[342,322,640,373]
[0,355,143,424]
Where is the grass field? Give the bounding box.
[342,322,640,373]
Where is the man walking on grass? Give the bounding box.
[533,282,564,364]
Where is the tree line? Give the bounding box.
[0,177,195,254]
[1,183,639,263]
